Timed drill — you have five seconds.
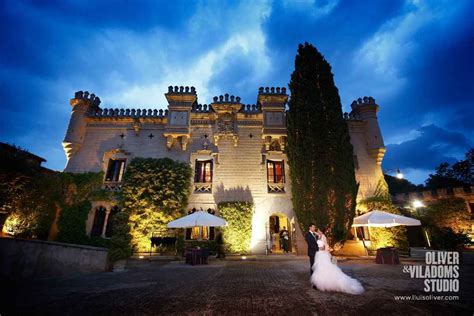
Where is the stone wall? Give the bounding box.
[0,237,109,280]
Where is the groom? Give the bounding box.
[304,223,319,275]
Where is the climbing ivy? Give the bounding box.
[121,158,192,252]
[218,201,254,254]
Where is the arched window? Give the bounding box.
[91,206,107,237]
[105,206,120,237]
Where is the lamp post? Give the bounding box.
[384,168,404,179]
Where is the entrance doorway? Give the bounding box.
[267,213,293,254]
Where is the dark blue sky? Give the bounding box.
[1,0,473,184]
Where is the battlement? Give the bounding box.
[167,86,197,95]
[257,87,288,108]
[165,86,197,106]
[240,104,261,113]
[393,186,474,205]
[212,94,241,104]
[350,96,376,110]
[73,90,101,106]
[258,87,287,95]
[89,108,168,118]
[191,104,213,113]
[343,112,362,121]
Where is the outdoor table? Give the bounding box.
[375,247,400,264]
[185,248,209,265]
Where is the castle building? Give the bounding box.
[62,86,386,254]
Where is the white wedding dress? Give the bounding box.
[311,236,364,295]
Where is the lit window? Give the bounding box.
[191,227,201,240]
[267,160,285,183]
[267,160,285,193]
[194,159,213,183]
[105,159,126,182]
[185,226,215,240]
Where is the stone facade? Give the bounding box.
[62,87,386,254]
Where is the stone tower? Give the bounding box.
[163,86,197,150]
[62,91,101,161]
[258,87,288,151]
[350,96,385,165]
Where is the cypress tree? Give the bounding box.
[287,43,358,244]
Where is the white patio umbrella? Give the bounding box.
[353,210,421,228]
[352,210,422,256]
[167,211,227,228]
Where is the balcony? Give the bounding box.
[103,181,122,192]
[194,182,212,193]
[267,183,285,193]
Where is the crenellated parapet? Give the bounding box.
[258,86,287,95]
[343,112,362,121]
[351,96,376,109]
[74,90,101,107]
[90,108,168,118]
[191,104,213,113]
[392,186,474,205]
[165,85,197,107]
[239,104,261,113]
[211,94,242,113]
[257,87,288,109]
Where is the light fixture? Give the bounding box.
[396,169,404,179]
[412,200,424,209]
[241,256,247,260]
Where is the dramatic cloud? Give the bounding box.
[383,124,473,183]
[1,0,473,185]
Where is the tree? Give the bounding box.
[425,148,473,189]
[286,42,358,244]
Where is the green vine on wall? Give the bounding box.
[218,201,254,254]
[120,158,192,252]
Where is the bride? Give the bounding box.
[311,228,364,295]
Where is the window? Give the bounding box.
[186,226,215,240]
[194,159,213,183]
[105,159,126,182]
[267,160,285,183]
[267,160,285,193]
[194,159,213,193]
[90,206,106,237]
[104,206,120,238]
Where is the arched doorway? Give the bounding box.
[267,212,294,254]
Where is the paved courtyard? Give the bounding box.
[2,255,473,315]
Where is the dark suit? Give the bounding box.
[305,231,319,274]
